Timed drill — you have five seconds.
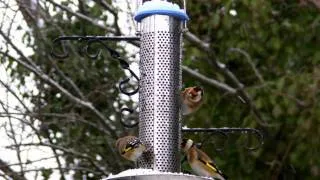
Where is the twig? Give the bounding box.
[0,108,42,141]
[93,0,121,35]
[6,142,109,176]
[182,65,237,94]
[0,79,30,112]
[0,159,27,180]
[4,156,60,167]
[0,101,24,177]
[184,32,210,50]
[47,0,115,33]
[226,48,264,83]
[22,166,103,175]
[42,128,66,180]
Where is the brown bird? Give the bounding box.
[181,138,227,180]
[115,136,147,162]
[181,86,204,115]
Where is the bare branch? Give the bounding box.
[0,107,42,141]
[5,156,59,167]
[226,48,264,83]
[40,128,66,180]
[0,111,111,135]
[182,65,237,94]
[93,0,121,35]
[22,166,102,175]
[8,117,24,177]
[47,0,115,33]
[6,142,110,176]
[184,32,210,51]
[0,79,31,112]
[0,100,25,177]
[0,159,27,180]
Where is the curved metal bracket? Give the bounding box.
[182,127,264,151]
[51,36,141,97]
[51,35,141,129]
[51,36,139,58]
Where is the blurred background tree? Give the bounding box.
[0,0,319,179]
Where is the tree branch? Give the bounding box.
[6,143,109,176]
[182,65,237,94]
[0,102,25,178]
[226,47,264,83]
[0,159,27,180]
[93,0,121,35]
[0,79,30,112]
[47,0,115,33]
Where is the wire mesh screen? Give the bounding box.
[139,15,182,172]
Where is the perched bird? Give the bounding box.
[115,136,147,162]
[181,86,204,115]
[181,138,227,180]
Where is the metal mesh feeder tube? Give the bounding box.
[138,14,181,172]
[107,1,197,179]
[135,1,188,172]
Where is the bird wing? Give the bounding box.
[196,149,218,171]
[196,148,227,179]
[122,137,142,154]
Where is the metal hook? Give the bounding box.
[119,69,139,96]
[199,130,229,152]
[120,107,139,128]
[240,129,264,151]
[83,40,101,59]
[51,37,69,59]
[84,38,140,96]
[85,38,121,59]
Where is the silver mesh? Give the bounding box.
[138,15,182,172]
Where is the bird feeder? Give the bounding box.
[135,0,188,172]
[106,0,206,179]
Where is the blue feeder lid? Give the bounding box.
[134,1,189,22]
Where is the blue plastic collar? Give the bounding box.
[134,1,189,22]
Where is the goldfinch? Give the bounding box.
[181,86,204,115]
[181,138,227,180]
[115,136,147,162]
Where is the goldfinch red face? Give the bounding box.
[115,136,146,162]
[181,86,204,115]
[186,86,203,102]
